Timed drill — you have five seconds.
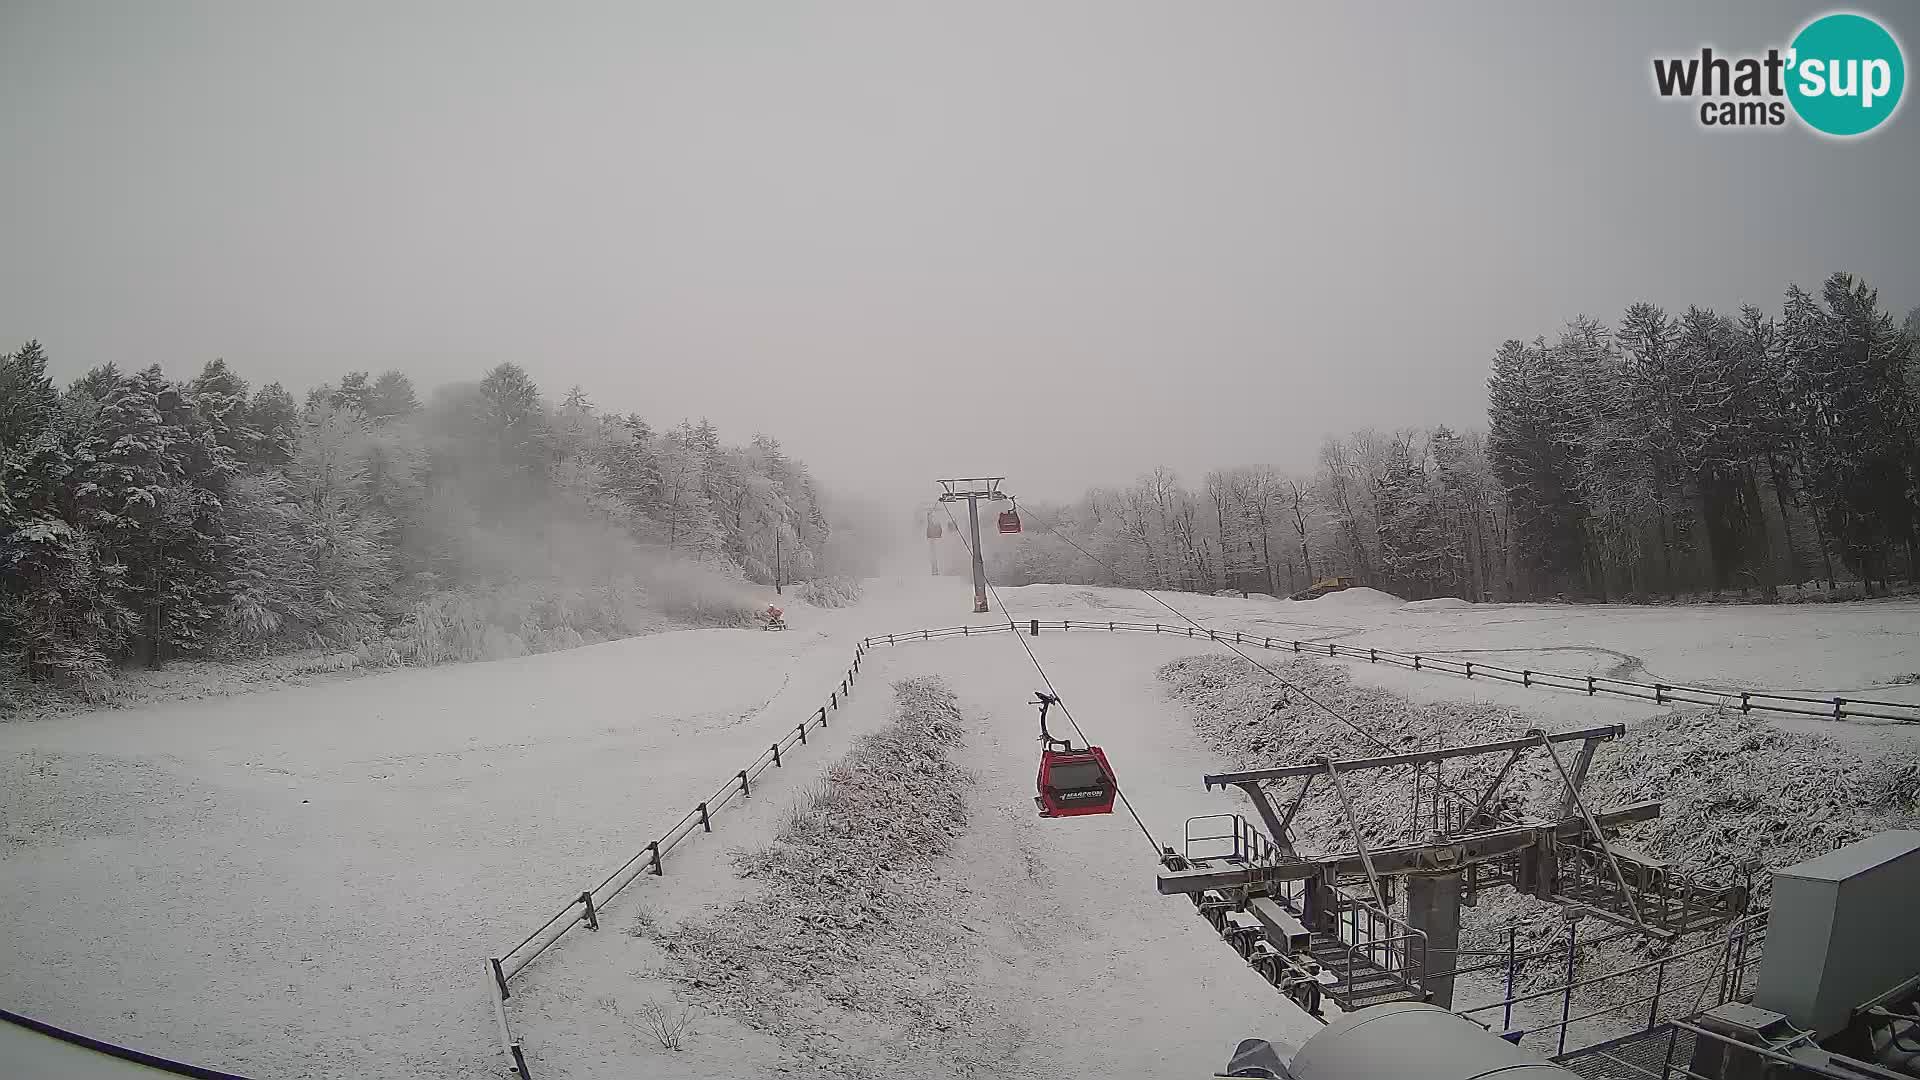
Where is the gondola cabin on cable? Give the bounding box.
[925,516,942,538]
[1031,692,1116,818]
[997,503,1022,534]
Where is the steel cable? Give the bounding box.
[939,504,1164,858]
[1030,520,1507,820]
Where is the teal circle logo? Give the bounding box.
[1787,13,1905,136]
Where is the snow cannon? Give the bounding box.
[1223,1002,1581,1079]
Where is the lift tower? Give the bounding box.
[936,478,1011,613]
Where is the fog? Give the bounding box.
[3,1,1916,507]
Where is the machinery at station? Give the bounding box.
[1199,828,1920,1078]
[1158,725,1751,1015]
[1165,721,1920,1080]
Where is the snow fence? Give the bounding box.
[485,640,871,1080]
[859,620,1920,725]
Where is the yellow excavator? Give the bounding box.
[1288,576,1356,601]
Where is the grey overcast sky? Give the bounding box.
[3,2,1916,506]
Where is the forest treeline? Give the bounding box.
[0,351,867,686]
[992,274,1920,603]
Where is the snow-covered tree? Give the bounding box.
[69,366,232,665]
[1487,336,1587,596]
[365,370,419,422]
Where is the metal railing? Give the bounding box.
[1175,813,1428,1009]
[1184,812,1284,867]
[483,641,871,1080]
[1555,1017,1871,1080]
[1554,838,1751,935]
[1330,888,1430,1003]
[862,621,1920,724]
[1457,911,1768,1059]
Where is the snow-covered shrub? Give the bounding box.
[795,576,863,608]
[636,1001,694,1052]
[388,559,756,666]
[663,678,970,1060]
[637,565,758,627]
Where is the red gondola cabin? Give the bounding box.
[1029,691,1115,818]
[1035,745,1116,818]
[997,509,1022,534]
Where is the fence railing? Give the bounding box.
[1456,911,1768,1059]
[1333,889,1430,1001]
[1556,1015,1875,1080]
[1183,812,1283,867]
[1554,838,1751,935]
[861,621,1920,724]
[484,641,870,1080]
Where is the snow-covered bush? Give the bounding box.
[663,678,971,1066]
[795,576,863,608]
[390,563,755,665]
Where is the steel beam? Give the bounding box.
[1246,896,1312,952]
[1156,802,1661,896]
[1234,781,1297,857]
[1408,872,1463,1008]
[1556,738,1602,823]
[1538,731,1646,927]
[1204,725,1625,787]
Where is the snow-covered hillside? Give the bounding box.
[3,576,1917,1078]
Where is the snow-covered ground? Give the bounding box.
[3,573,1917,1078]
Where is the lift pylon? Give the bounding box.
[935,477,1012,613]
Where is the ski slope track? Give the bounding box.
[3,573,1917,1079]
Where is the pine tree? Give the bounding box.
[249,382,301,467]
[70,365,230,666]
[191,358,263,468]
[0,342,128,682]
[332,371,374,415]
[1486,337,1586,596]
[1672,307,1776,592]
[0,341,57,449]
[1782,275,1915,588]
[475,363,548,477]
[365,370,419,422]
[68,362,122,402]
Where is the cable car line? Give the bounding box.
[1029,518,1502,820]
[938,504,1163,857]
[1031,521,1398,755]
